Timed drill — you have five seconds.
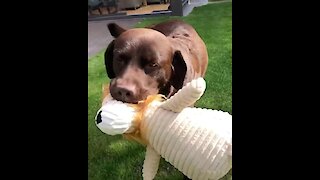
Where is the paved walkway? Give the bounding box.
[88,18,142,59]
[88,0,231,59]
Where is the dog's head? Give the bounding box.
[104,23,187,103]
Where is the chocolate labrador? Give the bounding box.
[104,20,208,104]
[104,20,208,179]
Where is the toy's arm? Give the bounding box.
[142,146,161,180]
[160,77,206,112]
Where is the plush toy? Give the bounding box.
[95,77,232,180]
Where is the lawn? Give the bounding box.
[88,2,232,180]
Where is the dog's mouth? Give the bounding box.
[111,93,137,104]
[109,90,144,104]
[109,78,160,104]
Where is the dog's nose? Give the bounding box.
[112,87,136,103]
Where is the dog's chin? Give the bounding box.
[127,95,158,104]
[123,99,139,104]
[133,95,154,104]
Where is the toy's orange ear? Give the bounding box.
[102,83,110,101]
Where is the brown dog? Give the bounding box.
[104,20,208,104]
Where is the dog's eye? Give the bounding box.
[115,54,129,64]
[148,63,158,68]
[144,63,159,74]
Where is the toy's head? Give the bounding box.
[95,85,165,145]
[95,94,137,135]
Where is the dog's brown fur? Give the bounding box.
[104,20,208,104]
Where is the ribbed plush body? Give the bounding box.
[95,77,232,180]
[141,104,232,180]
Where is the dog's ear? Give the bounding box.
[171,51,187,90]
[107,23,126,38]
[104,40,115,79]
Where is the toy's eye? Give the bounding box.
[95,111,102,124]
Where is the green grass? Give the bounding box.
[89,2,232,180]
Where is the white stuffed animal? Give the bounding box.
[95,77,232,180]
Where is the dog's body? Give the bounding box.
[147,20,208,84]
[104,20,208,104]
